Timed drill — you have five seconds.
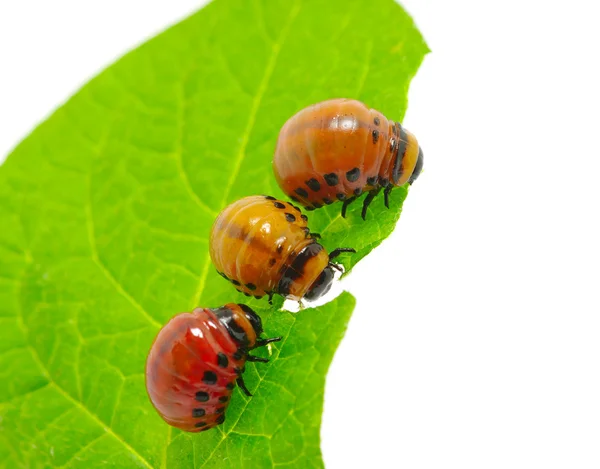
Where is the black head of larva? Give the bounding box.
[238,304,263,337]
[304,266,335,301]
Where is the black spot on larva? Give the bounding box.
[285,213,296,222]
[336,193,346,201]
[324,173,339,186]
[203,371,218,385]
[243,292,251,297]
[195,421,207,428]
[374,116,380,126]
[367,176,378,186]
[294,187,308,198]
[372,129,379,144]
[354,188,363,196]
[217,352,228,368]
[254,295,262,300]
[219,395,229,403]
[226,382,235,390]
[231,279,240,286]
[289,203,301,212]
[216,415,225,424]
[264,195,276,200]
[290,195,300,203]
[246,283,256,291]
[305,178,321,192]
[233,350,243,360]
[234,367,242,375]
[217,271,228,280]
[216,407,225,414]
[305,206,315,211]
[195,391,209,402]
[274,201,285,209]
[300,214,308,221]
[193,408,206,418]
[269,258,277,266]
[276,244,283,254]
[302,227,310,235]
[312,202,322,209]
[323,198,333,205]
[346,168,360,182]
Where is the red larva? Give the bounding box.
[272,98,424,219]
[145,303,281,432]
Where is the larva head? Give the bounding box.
[304,265,335,301]
[277,242,331,301]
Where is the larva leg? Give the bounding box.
[384,185,393,208]
[255,336,282,348]
[247,355,269,363]
[361,188,382,220]
[329,247,356,260]
[341,196,357,218]
[236,376,252,397]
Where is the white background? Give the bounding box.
[2,1,600,468]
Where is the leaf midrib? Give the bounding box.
[188,0,301,311]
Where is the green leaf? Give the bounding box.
[0,0,427,467]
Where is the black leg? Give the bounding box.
[341,196,357,218]
[329,247,356,260]
[361,188,381,220]
[237,376,252,397]
[255,336,282,348]
[310,232,321,239]
[268,292,274,305]
[384,186,392,208]
[247,355,269,363]
[329,263,344,273]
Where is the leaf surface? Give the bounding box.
[0,0,427,467]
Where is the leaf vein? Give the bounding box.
[217,1,301,208]
[15,279,155,469]
[174,81,219,217]
[85,203,162,329]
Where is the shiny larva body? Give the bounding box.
[272,98,424,219]
[209,195,354,302]
[145,303,280,432]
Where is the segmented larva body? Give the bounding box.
[209,195,354,302]
[145,303,280,432]
[272,98,423,219]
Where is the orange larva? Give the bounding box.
[209,195,354,302]
[145,303,281,432]
[272,98,424,219]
